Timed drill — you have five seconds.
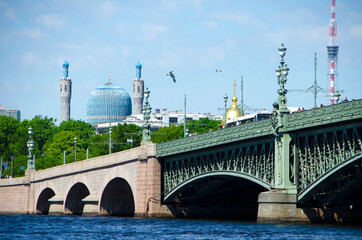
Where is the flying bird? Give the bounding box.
[216,69,222,72]
[167,71,176,83]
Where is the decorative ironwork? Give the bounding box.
[297,125,362,192]
[163,139,274,198]
[27,126,35,170]
[142,88,152,142]
[157,118,273,157]
[286,99,362,131]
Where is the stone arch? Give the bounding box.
[100,177,135,216]
[63,174,93,215]
[98,165,137,216]
[35,181,59,215]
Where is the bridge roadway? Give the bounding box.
[0,100,361,222]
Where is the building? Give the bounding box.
[0,105,21,121]
[86,75,132,126]
[133,62,144,114]
[60,61,72,122]
[97,109,222,131]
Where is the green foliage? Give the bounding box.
[112,123,142,151]
[186,118,221,135]
[151,125,184,144]
[0,116,20,162]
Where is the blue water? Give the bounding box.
[0,215,361,240]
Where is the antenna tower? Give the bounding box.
[327,0,339,104]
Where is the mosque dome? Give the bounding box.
[86,78,132,126]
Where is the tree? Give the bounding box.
[187,118,221,135]
[151,125,184,144]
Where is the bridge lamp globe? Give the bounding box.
[278,43,287,58]
[282,64,289,77]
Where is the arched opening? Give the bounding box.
[64,182,90,215]
[100,177,135,216]
[36,188,55,215]
[164,174,269,220]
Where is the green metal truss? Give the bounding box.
[162,138,274,198]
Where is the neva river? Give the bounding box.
[0,215,361,240]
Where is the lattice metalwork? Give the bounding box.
[163,140,274,197]
[297,125,362,192]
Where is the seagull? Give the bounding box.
[167,71,176,83]
[216,69,222,72]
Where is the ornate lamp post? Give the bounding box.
[74,137,77,162]
[142,88,152,142]
[27,126,35,170]
[223,94,228,126]
[272,43,295,191]
[109,127,112,154]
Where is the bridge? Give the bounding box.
[0,44,361,222]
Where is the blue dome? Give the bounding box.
[86,81,132,126]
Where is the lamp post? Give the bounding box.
[26,126,35,170]
[142,88,152,142]
[109,127,112,154]
[74,137,77,162]
[275,43,289,112]
[223,94,228,126]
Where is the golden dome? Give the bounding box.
[222,81,242,125]
[224,96,241,122]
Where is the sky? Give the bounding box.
[0,0,361,123]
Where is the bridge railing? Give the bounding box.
[157,118,273,157]
[286,99,362,132]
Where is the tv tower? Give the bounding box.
[327,0,339,104]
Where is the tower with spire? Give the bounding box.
[327,0,339,104]
[60,61,72,122]
[133,62,144,115]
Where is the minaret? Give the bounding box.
[133,62,144,114]
[60,61,72,122]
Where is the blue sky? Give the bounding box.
[0,0,361,122]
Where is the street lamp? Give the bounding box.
[26,126,35,170]
[275,43,289,111]
[224,94,228,126]
[74,137,77,162]
[109,127,112,154]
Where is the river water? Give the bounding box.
[0,215,361,240]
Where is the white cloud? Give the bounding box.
[18,28,45,39]
[4,9,15,21]
[141,23,167,41]
[121,45,131,57]
[204,21,218,29]
[21,51,41,66]
[214,12,265,28]
[37,14,66,28]
[349,24,362,40]
[99,1,117,19]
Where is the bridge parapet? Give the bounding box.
[157,118,273,157]
[286,99,362,131]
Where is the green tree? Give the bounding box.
[112,123,142,152]
[0,116,20,174]
[151,125,183,144]
[187,118,221,135]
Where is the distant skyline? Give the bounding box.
[0,0,361,122]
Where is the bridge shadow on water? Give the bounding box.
[164,175,267,221]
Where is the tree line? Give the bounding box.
[0,115,220,178]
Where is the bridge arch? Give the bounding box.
[165,171,271,202]
[99,177,135,216]
[164,171,271,219]
[63,174,93,215]
[98,165,137,216]
[35,181,59,215]
[298,153,362,206]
